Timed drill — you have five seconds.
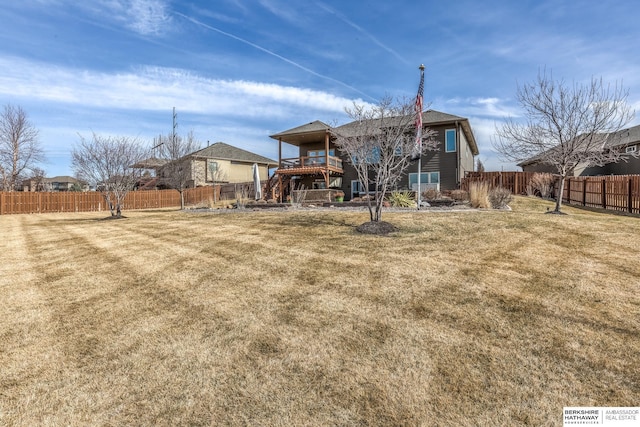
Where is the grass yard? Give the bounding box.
[1,197,639,426]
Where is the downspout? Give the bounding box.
[278,138,283,202]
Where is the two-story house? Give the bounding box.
[269,110,479,200]
[519,124,640,176]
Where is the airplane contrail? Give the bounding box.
[316,2,409,66]
[174,12,375,101]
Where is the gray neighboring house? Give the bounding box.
[270,110,479,200]
[519,124,640,176]
[22,175,90,192]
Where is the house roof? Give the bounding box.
[269,120,332,146]
[131,157,169,169]
[605,123,640,148]
[332,109,479,155]
[518,124,640,167]
[189,142,278,166]
[24,176,88,185]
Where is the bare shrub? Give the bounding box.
[469,182,490,208]
[421,187,441,201]
[529,173,556,198]
[449,189,469,202]
[290,183,308,208]
[489,186,513,209]
[234,183,251,209]
[525,182,536,197]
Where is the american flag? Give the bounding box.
[413,65,425,158]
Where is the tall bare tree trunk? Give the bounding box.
[554,175,566,212]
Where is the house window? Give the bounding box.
[329,177,342,188]
[207,160,219,181]
[351,180,366,198]
[445,129,456,152]
[306,150,333,165]
[312,180,326,189]
[409,171,440,191]
[626,145,637,153]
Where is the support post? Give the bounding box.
[324,131,330,188]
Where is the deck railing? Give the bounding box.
[280,155,343,171]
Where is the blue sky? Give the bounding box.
[1,0,639,176]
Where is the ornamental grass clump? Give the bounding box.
[530,173,556,198]
[468,181,491,208]
[489,186,513,209]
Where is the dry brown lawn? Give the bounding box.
[1,197,638,426]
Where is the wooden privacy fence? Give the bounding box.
[562,175,640,214]
[462,171,537,195]
[462,171,640,214]
[0,181,274,215]
[0,186,220,215]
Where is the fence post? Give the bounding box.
[582,179,587,206]
[0,192,4,215]
[566,179,571,204]
[628,177,633,213]
[601,179,606,210]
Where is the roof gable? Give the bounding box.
[269,120,331,139]
[189,142,278,165]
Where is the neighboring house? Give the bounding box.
[269,110,479,200]
[157,142,278,188]
[519,124,640,176]
[22,176,89,192]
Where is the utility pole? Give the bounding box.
[172,107,178,145]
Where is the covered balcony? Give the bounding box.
[277,153,343,176]
[269,121,345,201]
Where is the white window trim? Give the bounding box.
[351,180,366,198]
[626,145,637,153]
[409,172,440,192]
[445,129,457,153]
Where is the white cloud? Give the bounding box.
[0,57,363,118]
[73,0,172,36]
[126,0,172,35]
[441,96,519,119]
[258,0,306,26]
[466,116,519,171]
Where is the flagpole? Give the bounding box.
[416,64,425,210]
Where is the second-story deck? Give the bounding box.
[276,154,343,175]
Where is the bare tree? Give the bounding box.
[0,105,45,191]
[155,130,201,209]
[28,167,49,191]
[332,96,437,224]
[494,71,634,213]
[72,133,146,217]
